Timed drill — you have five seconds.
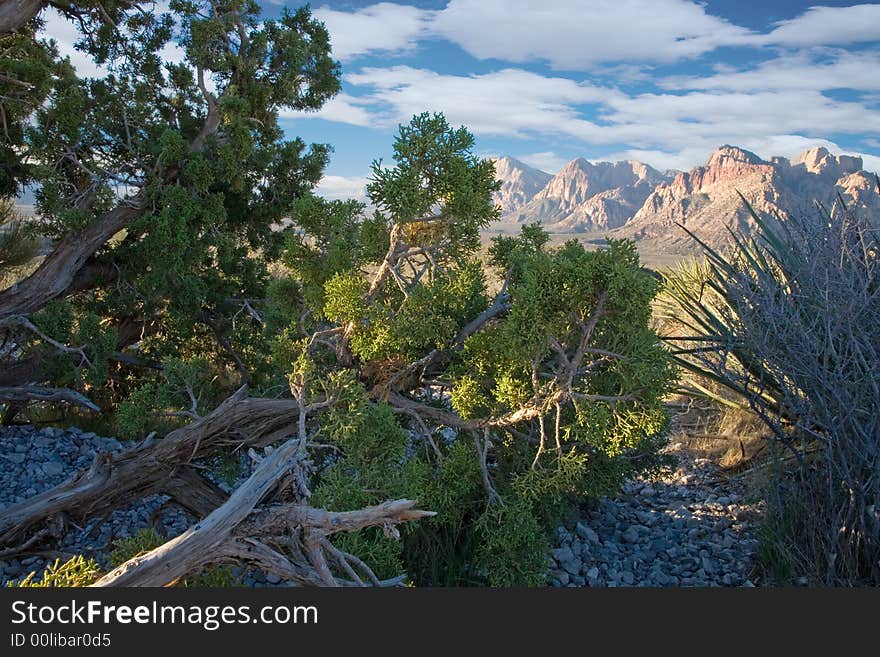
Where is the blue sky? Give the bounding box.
[45,1,880,200]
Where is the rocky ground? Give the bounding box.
[0,425,238,586]
[550,439,764,587]
[1,425,764,587]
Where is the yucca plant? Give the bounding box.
[659,186,880,584]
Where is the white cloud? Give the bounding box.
[314,175,370,201]
[663,50,880,92]
[342,66,613,138]
[313,3,434,62]
[860,153,880,174]
[430,0,755,69]
[281,93,376,125]
[762,4,880,47]
[314,66,880,156]
[515,151,569,173]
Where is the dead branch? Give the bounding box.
[92,433,434,586]
[0,384,99,412]
[0,386,301,552]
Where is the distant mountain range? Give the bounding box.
[492,146,880,250]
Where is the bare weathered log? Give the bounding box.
[0,386,300,550]
[0,384,99,412]
[162,466,229,518]
[93,434,434,587]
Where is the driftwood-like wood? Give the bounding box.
[92,434,434,587]
[0,386,299,551]
[0,384,100,412]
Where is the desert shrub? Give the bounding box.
[109,528,165,567]
[8,555,101,587]
[660,193,880,584]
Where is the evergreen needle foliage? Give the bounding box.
[0,3,676,585]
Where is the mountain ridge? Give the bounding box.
[492,146,879,248]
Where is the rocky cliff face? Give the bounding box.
[508,158,668,231]
[491,156,552,216]
[614,145,879,248]
[491,145,878,250]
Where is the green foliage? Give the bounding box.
[473,499,550,587]
[110,528,165,567]
[0,200,40,285]
[8,555,101,587]
[184,565,240,588]
[4,0,341,431]
[6,6,676,588]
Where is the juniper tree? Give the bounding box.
[0,1,339,404]
[0,2,675,586]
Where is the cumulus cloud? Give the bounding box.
[341,66,612,138]
[281,92,377,125]
[316,66,880,154]
[761,4,880,47]
[514,152,569,173]
[313,3,435,62]
[662,50,880,92]
[429,0,755,69]
[314,175,370,201]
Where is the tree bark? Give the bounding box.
[0,0,44,36]
[92,433,433,587]
[0,196,145,320]
[0,384,99,411]
[0,386,300,550]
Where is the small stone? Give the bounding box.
[622,525,642,543]
[586,566,599,580]
[2,453,25,464]
[552,546,574,564]
[620,571,635,585]
[576,522,599,544]
[266,572,281,585]
[550,569,570,586]
[42,461,66,477]
[562,558,582,576]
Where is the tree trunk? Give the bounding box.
[0,197,144,320]
[94,430,433,587]
[0,0,44,36]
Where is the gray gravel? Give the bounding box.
[1,425,764,587]
[0,424,238,585]
[549,440,763,587]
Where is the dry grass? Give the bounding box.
[667,391,768,471]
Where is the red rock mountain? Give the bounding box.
[615,145,879,248]
[492,146,879,249]
[491,156,553,216]
[506,158,668,231]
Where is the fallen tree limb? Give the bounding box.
[0,384,100,412]
[0,386,300,551]
[93,434,434,587]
